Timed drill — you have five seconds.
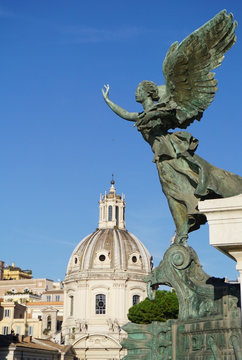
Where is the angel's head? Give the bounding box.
[135,81,159,104]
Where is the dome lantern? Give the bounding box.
[98,178,125,229]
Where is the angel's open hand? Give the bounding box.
[102,84,110,100]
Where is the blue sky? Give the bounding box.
[0,0,242,282]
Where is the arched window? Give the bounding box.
[69,295,74,316]
[115,206,119,226]
[47,315,51,330]
[3,326,9,335]
[96,294,106,314]
[28,326,33,335]
[133,295,140,305]
[4,309,10,317]
[108,206,112,221]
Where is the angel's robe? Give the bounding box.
[142,129,242,232]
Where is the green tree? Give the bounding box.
[128,290,179,324]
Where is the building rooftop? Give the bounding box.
[0,335,72,354]
[3,263,32,280]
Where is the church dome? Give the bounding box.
[66,228,151,277]
[65,180,152,280]
[62,180,152,357]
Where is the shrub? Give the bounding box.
[127,290,179,324]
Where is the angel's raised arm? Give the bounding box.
[102,85,139,122]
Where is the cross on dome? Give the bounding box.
[111,173,115,185]
[109,174,116,193]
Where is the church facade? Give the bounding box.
[62,180,152,359]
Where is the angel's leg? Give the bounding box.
[166,197,189,244]
[156,158,199,244]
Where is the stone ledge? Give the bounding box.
[198,194,242,271]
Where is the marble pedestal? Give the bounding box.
[198,194,242,316]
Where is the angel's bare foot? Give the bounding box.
[174,234,188,245]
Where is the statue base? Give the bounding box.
[121,244,242,359]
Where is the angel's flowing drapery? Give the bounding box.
[151,131,242,234]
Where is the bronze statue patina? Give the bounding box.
[102,10,242,244]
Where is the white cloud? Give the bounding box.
[61,25,150,43]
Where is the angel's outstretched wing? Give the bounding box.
[162,10,237,127]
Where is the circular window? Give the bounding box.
[99,254,106,262]
[74,257,78,264]
[132,256,137,263]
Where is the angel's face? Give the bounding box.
[135,85,147,103]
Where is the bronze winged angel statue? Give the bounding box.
[102,10,242,244]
